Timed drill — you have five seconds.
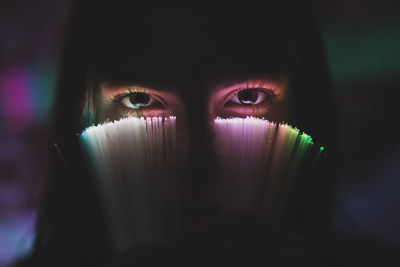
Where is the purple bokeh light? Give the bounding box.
[0,66,33,132]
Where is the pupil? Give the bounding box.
[129,93,150,105]
[238,89,258,104]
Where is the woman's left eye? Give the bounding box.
[229,88,274,105]
[120,92,157,109]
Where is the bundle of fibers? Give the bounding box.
[80,116,177,253]
[213,117,323,217]
[80,116,323,252]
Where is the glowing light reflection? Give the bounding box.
[0,66,33,132]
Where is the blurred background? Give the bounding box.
[0,0,399,266]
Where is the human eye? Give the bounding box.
[227,87,276,106]
[118,91,160,109]
[113,89,166,112]
[215,81,281,118]
[101,85,174,120]
[99,83,182,122]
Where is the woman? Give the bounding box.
[17,0,338,266]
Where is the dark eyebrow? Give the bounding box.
[212,78,248,90]
[101,73,287,96]
[209,74,286,92]
[101,81,178,93]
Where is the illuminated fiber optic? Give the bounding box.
[81,116,177,253]
[213,117,321,216]
[80,116,324,252]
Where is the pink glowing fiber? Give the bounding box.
[214,117,315,216]
[80,116,319,252]
[81,116,177,253]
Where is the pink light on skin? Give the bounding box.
[208,77,289,121]
[0,66,33,132]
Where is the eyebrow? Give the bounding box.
[210,75,286,91]
[101,74,286,95]
[101,81,176,93]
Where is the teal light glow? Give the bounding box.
[29,63,57,121]
[322,21,400,87]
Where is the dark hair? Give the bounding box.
[18,1,338,266]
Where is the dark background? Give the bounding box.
[0,0,399,266]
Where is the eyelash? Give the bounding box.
[111,89,163,109]
[111,89,143,104]
[109,85,278,115]
[225,87,277,107]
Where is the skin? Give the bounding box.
[96,75,291,125]
[85,6,303,262]
[92,77,318,265]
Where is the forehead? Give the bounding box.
[91,2,294,91]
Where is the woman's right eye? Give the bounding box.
[120,92,158,109]
[102,85,180,120]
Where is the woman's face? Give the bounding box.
[91,2,293,126]
[93,73,292,214]
[96,75,290,124]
